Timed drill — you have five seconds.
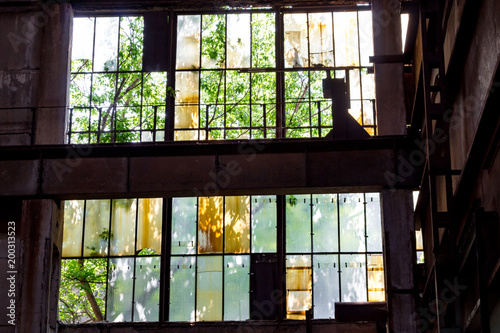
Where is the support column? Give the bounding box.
[372,0,406,135]
[17,200,63,333]
[381,189,417,333]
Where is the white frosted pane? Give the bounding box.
[365,193,382,252]
[358,11,373,67]
[312,194,338,252]
[134,257,160,321]
[110,199,137,256]
[224,255,250,320]
[177,15,201,69]
[172,197,197,254]
[72,17,94,62]
[334,12,359,67]
[170,256,196,321]
[227,14,251,68]
[83,200,110,257]
[62,200,84,257]
[361,70,376,100]
[251,196,277,253]
[339,193,365,252]
[107,258,134,322]
[350,68,361,100]
[308,13,334,67]
[94,17,119,71]
[284,14,307,68]
[137,198,162,254]
[340,254,367,302]
[313,255,339,319]
[196,256,223,321]
[286,195,311,253]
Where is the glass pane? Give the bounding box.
[334,12,359,67]
[62,200,84,257]
[313,254,339,319]
[107,258,134,322]
[137,198,162,255]
[201,15,226,69]
[286,255,312,319]
[196,256,223,321]
[361,70,375,100]
[349,68,361,101]
[170,256,196,321]
[72,18,94,71]
[70,74,92,106]
[176,15,201,70]
[251,195,277,253]
[339,193,366,252]
[198,197,224,253]
[94,17,119,71]
[340,254,367,302]
[308,13,334,67]
[367,254,385,302]
[134,257,160,321]
[227,14,250,68]
[225,196,250,253]
[110,199,137,256]
[172,197,197,254]
[175,71,200,141]
[252,13,275,68]
[83,200,110,257]
[358,11,373,67]
[119,16,144,71]
[286,195,311,253]
[366,193,382,252]
[224,255,250,320]
[313,194,338,252]
[143,72,167,106]
[284,13,307,68]
[91,73,116,107]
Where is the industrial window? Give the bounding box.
[67,7,376,143]
[59,193,383,324]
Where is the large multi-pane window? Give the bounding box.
[68,8,377,143]
[59,193,383,323]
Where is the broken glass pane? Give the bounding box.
[312,194,338,252]
[196,256,223,321]
[334,12,359,67]
[284,14,307,68]
[308,13,334,67]
[367,254,385,302]
[110,199,137,256]
[177,15,201,70]
[227,14,250,68]
[119,16,144,71]
[340,254,367,302]
[201,15,226,69]
[62,200,84,257]
[170,256,196,321]
[137,198,162,254]
[198,197,224,253]
[251,195,277,253]
[313,254,339,319]
[94,17,119,71]
[224,255,250,320]
[358,11,374,67]
[134,256,160,321]
[70,74,92,107]
[339,193,366,252]
[83,199,110,257]
[225,196,250,253]
[252,13,275,68]
[286,255,312,319]
[365,193,382,252]
[171,197,197,255]
[286,195,311,253]
[71,17,94,72]
[107,258,134,322]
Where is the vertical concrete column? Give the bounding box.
[381,189,417,333]
[35,3,73,145]
[372,0,407,135]
[17,200,63,333]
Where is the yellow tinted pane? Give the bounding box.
[198,197,223,253]
[225,196,250,253]
[137,198,162,254]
